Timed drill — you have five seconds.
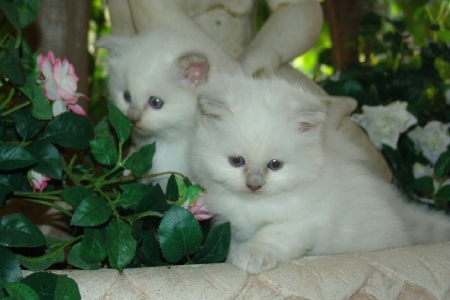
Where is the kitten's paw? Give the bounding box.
[228,245,277,274]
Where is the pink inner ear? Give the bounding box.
[181,62,208,87]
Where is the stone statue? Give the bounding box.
[106,0,392,181]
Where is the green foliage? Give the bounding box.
[158,207,203,263]
[317,1,450,210]
[0,1,230,297]
[21,272,81,300]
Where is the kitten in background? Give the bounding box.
[190,74,450,274]
[96,27,240,188]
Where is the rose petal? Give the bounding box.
[68,104,86,116]
[52,100,68,116]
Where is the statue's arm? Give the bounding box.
[238,0,323,76]
[108,0,136,36]
[109,0,204,36]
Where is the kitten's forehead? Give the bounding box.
[203,75,322,114]
[199,75,324,160]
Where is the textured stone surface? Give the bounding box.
[24,242,450,299]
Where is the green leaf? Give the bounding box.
[80,227,107,263]
[11,0,40,28]
[67,243,102,270]
[193,222,231,264]
[437,30,450,43]
[106,220,137,270]
[412,177,435,194]
[44,112,94,149]
[0,1,21,33]
[0,213,45,247]
[158,206,203,263]
[123,151,144,177]
[16,248,64,271]
[90,138,119,165]
[4,282,39,300]
[166,174,179,201]
[0,144,37,171]
[183,177,192,187]
[0,173,27,191]
[19,76,52,120]
[0,280,5,299]
[107,103,130,143]
[139,142,155,173]
[119,183,150,209]
[138,230,165,266]
[60,186,92,209]
[0,183,13,205]
[13,109,46,140]
[94,116,115,140]
[434,151,450,179]
[436,185,450,201]
[0,50,24,85]
[21,272,81,300]
[70,195,111,227]
[382,144,402,171]
[26,140,62,180]
[0,247,23,283]
[135,184,170,214]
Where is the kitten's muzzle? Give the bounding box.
[246,184,262,192]
[246,172,265,192]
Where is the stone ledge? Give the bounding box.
[24,242,450,300]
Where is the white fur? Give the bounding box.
[190,75,450,274]
[98,27,240,187]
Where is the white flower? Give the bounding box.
[351,101,417,149]
[408,121,450,164]
[412,162,434,179]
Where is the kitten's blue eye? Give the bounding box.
[267,159,283,170]
[149,96,164,109]
[123,91,131,103]
[229,156,245,167]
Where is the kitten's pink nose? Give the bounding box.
[130,118,140,125]
[247,184,261,192]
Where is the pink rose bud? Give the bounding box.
[188,194,213,221]
[27,170,51,192]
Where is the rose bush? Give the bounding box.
[320,4,450,209]
[0,2,227,299]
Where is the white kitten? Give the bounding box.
[190,74,450,274]
[97,27,240,187]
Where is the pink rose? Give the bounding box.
[37,51,87,116]
[188,194,213,221]
[27,170,51,192]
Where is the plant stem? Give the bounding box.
[20,198,73,217]
[0,87,16,110]
[141,171,186,179]
[97,186,121,222]
[63,154,82,186]
[1,101,31,117]
[185,255,193,265]
[13,191,61,201]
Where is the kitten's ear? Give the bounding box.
[197,96,232,120]
[294,106,326,133]
[96,35,131,57]
[177,53,210,87]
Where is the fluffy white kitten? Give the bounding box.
[190,74,450,274]
[97,27,240,187]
